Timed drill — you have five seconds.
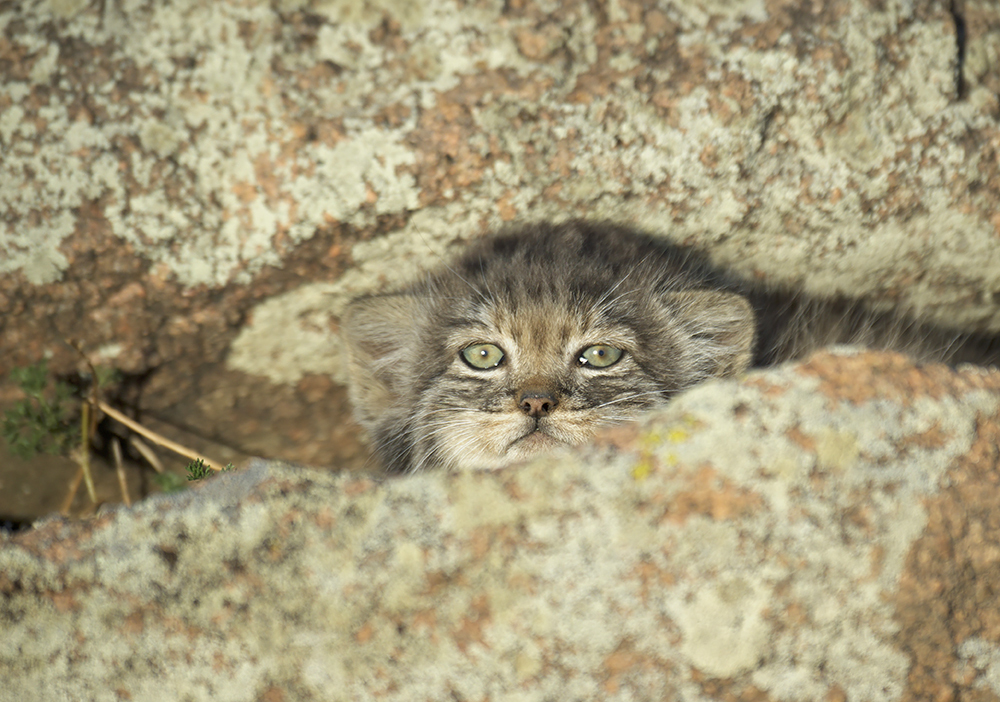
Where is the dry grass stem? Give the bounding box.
[61,465,85,515]
[97,401,225,471]
[79,402,97,503]
[111,437,131,508]
[128,435,164,474]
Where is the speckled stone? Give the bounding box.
[4,0,1000,505]
[3,350,999,701]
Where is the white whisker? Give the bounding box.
[592,390,669,410]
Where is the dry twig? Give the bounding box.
[97,401,226,472]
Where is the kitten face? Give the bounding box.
[343,221,756,471]
[411,301,664,470]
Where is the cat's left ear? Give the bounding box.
[663,290,756,377]
[341,293,424,428]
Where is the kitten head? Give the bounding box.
[342,221,756,471]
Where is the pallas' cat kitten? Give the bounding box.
[343,221,997,472]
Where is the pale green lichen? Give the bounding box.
[959,637,1000,695]
[639,368,1000,700]
[2,358,997,699]
[4,0,1000,335]
[672,574,771,679]
[4,0,1000,336]
[0,0,516,286]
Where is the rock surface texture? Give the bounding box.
[3,0,1000,477]
[3,350,1000,701]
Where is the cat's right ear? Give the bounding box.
[662,290,756,379]
[341,293,423,428]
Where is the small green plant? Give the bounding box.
[186,458,213,481]
[2,360,76,459]
[185,458,235,482]
[5,355,234,511]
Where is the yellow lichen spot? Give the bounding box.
[681,413,704,429]
[639,429,664,452]
[667,428,688,443]
[632,459,653,481]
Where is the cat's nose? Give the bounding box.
[519,391,558,417]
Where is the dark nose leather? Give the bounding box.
[519,391,558,417]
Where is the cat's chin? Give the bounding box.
[506,430,567,457]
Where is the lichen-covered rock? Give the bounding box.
[2,0,1000,478]
[3,350,1000,701]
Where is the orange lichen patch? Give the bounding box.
[312,507,336,529]
[409,608,437,633]
[423,570,468,597]
[690,668,778,701]
[628,559,676,603]
[707,77,757,125]
[782,600,810,628]
[355,621,375,644]
[545,134,576,179]
[796,350,1000,405]
[468,528,493,559]
[991,212,1000,238]
[496,192,517,221]
[452,594,491,653]
[897,422,950,451]
[514,24,564,60]
[785,426,816,452]
[894,410,1000,701]
[541,181,563,201]
[51,590,80,613]
[867,543,886,579]
[742,375,791,398]
[258,686,287,702]
[567,70,614,104]
[732,1,794,49]
[375,101,413,129]
[507,571,537,596]
[105,281,147,308]
[602,641,661,694]
[699,143,719,169]
[643,8,674,36]
[0,35,27,64]
[211,650,231,673]
[721,73,759,111]
[593,422,642,450]
[2,517,106,564]
[343,478,376,497]
[408,86,508,204]
[661,465,764,524]
[231,181,258,203]
[122,610,145,636]
[253,152,288,201]
[160,615,206,642]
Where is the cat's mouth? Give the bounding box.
[508,428,566,453]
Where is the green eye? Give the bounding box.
[578,344,623,368]
[461,343,505,369]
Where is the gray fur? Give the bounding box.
[343,221,998,472]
